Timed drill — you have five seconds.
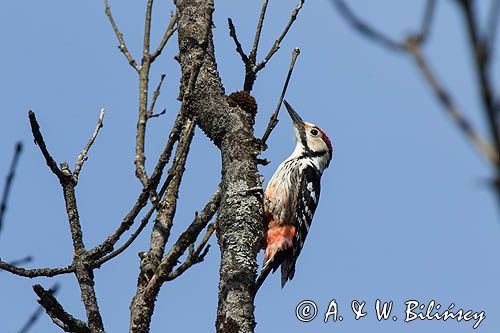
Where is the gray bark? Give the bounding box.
[176,0,263,332]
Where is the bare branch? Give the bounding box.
[141,118,196,276]
[136,5,177,187]
[104,0,140,71]
[148,109,166,119]
[242,0,305,91]
[130,126,197,331]
[458,1,499,143]
[255,0,305,72]
[261,47,300,146]
[405,38,498,164]
[92,126,195,268]
[0,259,73,278]
[129,186,220,333]
[486,0,500,56]
[94,2,189,262]
[134,0,160,186]
[142,188,220,289]
[166,223,215,281]
[0,141,22,234]
[93,204,155,268]
[334,0,499,167]
[73,109,105,183]
[19,283,60,333]
[228,18,249,64]
[135,80,151,186]
[150,14,177,61]
[33,284,90,333]
[57,163,105,332]
[7,255,33,267]
[87,187,150,259]
[332,0,405,52]
[147,75,166,118]
[88,111,187,260]
[157,190,220,281]
[28,111,67,182]
[415,0,437,44]
[143,0,154,56]
[249,0,270,64]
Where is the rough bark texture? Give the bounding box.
[60,164,105,333]
[176,1,264,332]
[129,118,195,333]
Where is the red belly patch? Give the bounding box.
[264,225,295,262]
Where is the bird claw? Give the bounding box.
[244,186,263,194]
[241,186,264,200]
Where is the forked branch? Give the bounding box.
[228,0,306,92]
[333,0,499,166]
[33,284,90,333]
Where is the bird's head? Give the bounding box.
[284,100,333,170]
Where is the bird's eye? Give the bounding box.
[310,128,319,136]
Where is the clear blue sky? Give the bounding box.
[1,1,499,332]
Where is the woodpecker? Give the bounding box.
[256,100,333,290]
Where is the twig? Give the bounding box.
[147,75,166,118]
[234,0,305,92]
[334,0,499,166]
[18,283,60,333]
[142,118,196,273]
[93,203,156,268]
[143,0,154,56]
[415,0,437,44]
[166,223,215,281]
[73,109,106,183]
[261,48,300,146]
[458,0,499,143]
[255,0,305,72]
[7,255,33,267]
[486,0,500,58]
[87,187,150,259]
[228,18,249,63]
[332,0,405,52]
[405,38,498,164]
[150,14,177,61]
[105,1,176,187]
[135,0,174,186]
[33,284,90,333]
[87,112,187,260]
[104,0,140,71]
[28,111,66,182]
[148,109,166,119]
[135,67,152,186]
[129,6,213,330]
[94,0,183,259]
[148,188,221,285]
[249,0,270,64]
[0,259,73,277]
[458,0,500,201]
[0,141,22,233]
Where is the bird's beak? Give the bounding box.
[283,100,304,127]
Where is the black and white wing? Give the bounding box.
[280,164,321,287]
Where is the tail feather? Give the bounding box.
[255,263,271,293]
[256,249,294,292]
[280,256,296,288]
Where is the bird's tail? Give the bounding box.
[255,259,273,293]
